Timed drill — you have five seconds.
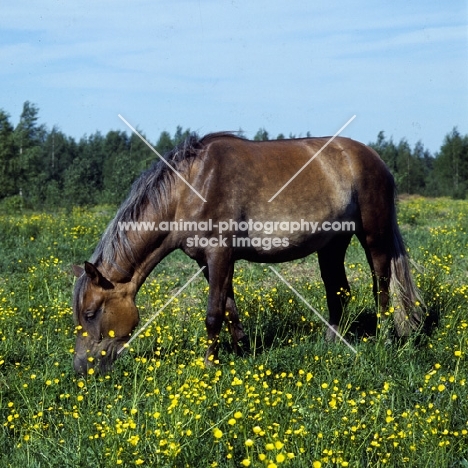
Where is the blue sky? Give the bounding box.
[1,0,467,153]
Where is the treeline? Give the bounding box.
[1,102,467,211]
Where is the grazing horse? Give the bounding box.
[72,132,422,374]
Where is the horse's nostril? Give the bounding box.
[73,354,91,375]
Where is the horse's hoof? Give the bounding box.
[325,325,340,342]
[235,335,251,357]
[204,353,218,367]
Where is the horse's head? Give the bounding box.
[72,262,139,374]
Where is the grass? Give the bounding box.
[0,197,467,467]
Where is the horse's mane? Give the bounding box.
[89,131,242,271]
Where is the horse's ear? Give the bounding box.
[84,261,114,290]
[72,265,84,278]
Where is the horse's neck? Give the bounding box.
[106,203,175,290]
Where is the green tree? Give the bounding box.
[173,126,191,146]
[433,128,468,198]
[101,130,150,204]
[413,141,433,196]
[63,133,106,206]
[36,128,79,207]
[14,102,47,188]
[370,131,398,174]
[394,139,426,194]
[155,130,175,156]
[369,132,430,194]
[253,128,269,141]
[0,110,18,199]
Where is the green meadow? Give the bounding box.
[0,197,467,467]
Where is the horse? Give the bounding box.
[72,132,423,374]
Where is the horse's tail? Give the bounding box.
[389,207,424,336]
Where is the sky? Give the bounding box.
[1,0,467,154]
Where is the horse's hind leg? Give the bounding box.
[317,234,353,341]
[357,231,392,331]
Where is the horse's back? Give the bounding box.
[197,135,393,205]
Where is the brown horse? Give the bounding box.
[72,132,422,374]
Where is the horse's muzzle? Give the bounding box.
[73,353,91,375]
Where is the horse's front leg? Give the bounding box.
[225,285,249,356]
[204,254,234,366]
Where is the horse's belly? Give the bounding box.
[232,229,340,263]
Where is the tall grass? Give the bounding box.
[0,198,467,467]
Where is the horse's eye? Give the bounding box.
[84,310,96,322]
